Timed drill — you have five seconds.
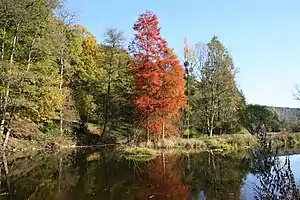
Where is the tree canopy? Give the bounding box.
[0,3,294,149]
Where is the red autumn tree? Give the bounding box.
[157,49,186,139]
[130,11,186,141]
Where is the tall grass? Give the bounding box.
[135,134,257,151]
[269,133,300,148]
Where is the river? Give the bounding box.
[0,146,299,200]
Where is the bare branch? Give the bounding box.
[293,84,300,100]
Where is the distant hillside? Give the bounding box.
[267,106,300,121]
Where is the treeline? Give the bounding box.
[0,0,135,148]
[241,105,300,133]
[0,1,296,148]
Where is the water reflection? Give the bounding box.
[249,138,300,200]
[134,153,189,199]
[0,146,300,199]
[183,151,249,200]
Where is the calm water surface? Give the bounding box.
[0,147,300,200]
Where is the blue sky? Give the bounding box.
[67,0,300,108]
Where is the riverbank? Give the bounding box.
[1,133,255,160]
[124,132,300,157]
[3,118,300,159]
[130,134,256,150]
[123,134,257,157]
[268,132,300,147]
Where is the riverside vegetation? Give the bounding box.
[1,0,300,156]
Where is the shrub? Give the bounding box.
[228,134,257,147]
[270,132,300,148]
[155,137,207,149]
[41,122,58,134]
[183,129,201,138]
[236,127,251,135]
[205,137,231,150]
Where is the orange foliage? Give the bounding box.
[130,11,187,140]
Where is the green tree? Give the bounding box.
[71,25,105,127]
[100,29,133,140]
[0,0,64,148]
[240,104,279,133]
[191,36,241,136]
[280,116,300,132]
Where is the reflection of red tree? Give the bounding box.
[134,154,189,200]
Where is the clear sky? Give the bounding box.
[66,0,300,108]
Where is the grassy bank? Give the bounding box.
[140,134,257,150]
[6,117,300,159]
[268,132,300,148]
[124,134,258,156]
[124,132,300,157]
[6,132,76,154]
[1,117,77,155]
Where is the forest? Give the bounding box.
[0,0,298,151]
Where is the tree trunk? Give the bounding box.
[147,128,150,143]
[186,70,190,139]
[162,119,165,141]
[3,106,15,150]
[59,49,64,136]
[207,117,211,137]
[187,153,191,170]
[101,68,112,141]
[27,17,45,71]
[0,87,9,136]
[9,23,20,67]
[59,111,63,135]
[2,154,8,175]
[1,6,7,61]
[26,36,37,71]
[0,160,1,186]
[209,83,216,137]
[209,128,213,137]
[162,152,165,179]
[0,8,7,136]
[0,22,20,136]
[209,113,215,137]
